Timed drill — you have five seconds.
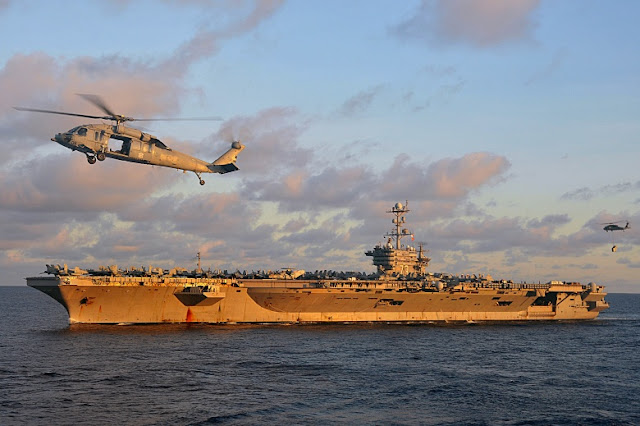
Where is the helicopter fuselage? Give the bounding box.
[51,123,244,184]
[603,223,630,232]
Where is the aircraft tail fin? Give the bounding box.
[208,141,245,174]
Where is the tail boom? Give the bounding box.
[208,141,245,174]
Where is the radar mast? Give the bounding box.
[387,201,411,249]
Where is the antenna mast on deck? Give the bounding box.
[386,201,411,249]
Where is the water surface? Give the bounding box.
[1,287,638,425]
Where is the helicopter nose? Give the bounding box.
[52,133,69,144]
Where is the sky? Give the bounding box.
[1,0,639,292]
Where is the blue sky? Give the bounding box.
[1,0,639,292]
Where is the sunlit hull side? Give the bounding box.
[27,276,608,324]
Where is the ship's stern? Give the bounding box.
[583,283,609,314]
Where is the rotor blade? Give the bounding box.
[77,93,118,117]
[132,116,223,122]
[14,107,110,121]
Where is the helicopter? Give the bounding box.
[15,94,244,185]
[601,221,630,252]
[602,221,630,232]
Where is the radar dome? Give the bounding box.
[395,202,403,210]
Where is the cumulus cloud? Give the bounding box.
[424,213,587,259]
[207,107,312,175]
[1,124,517,276]
[245,165,374,211]
[375,152,511,201]
[241,151,510,215]
[0,153,174,214]
[392,0,540,48]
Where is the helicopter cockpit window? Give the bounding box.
[151,138,170,150]
[77,127,87,136]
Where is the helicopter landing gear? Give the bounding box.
[96,152,106,161]
[86,155,97,164]
[195,172,205,185]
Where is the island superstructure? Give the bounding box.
[27,202,609,324]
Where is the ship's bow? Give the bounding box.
[26,276,70,314]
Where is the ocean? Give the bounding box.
[0,287,638,425]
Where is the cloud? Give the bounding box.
[427,152,510,197]
[245,165,374,212]
[207,107,312,175]
[0,130,517,276]
[375,152,510,201]
[416,210,619,262]
[561,181,640,201]
[339,85,384,116]
[392,0,540,48]
[0,153,175,214]
[168,0,284,69]
[527,214,571,229]
[1,53,185,115]
[241,151,511,230]
[560,187,596,201]
[617,258,640,268]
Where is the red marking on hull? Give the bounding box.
[186,308,195,322]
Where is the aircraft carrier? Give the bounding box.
[27,202,609,324]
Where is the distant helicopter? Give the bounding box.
[601,221,630,252]
[602,221,630,232]
[15,94,244,185]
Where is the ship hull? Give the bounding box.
[27,276,608,324]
